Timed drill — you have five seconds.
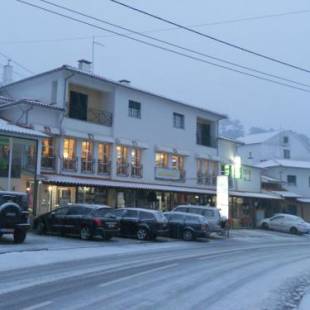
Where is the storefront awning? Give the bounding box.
[229,191,282,200]
[116,138,148,149]
[41,175,216,194]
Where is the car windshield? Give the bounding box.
[94,208,115,218]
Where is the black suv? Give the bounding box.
[0,191,30,243]
[164,211,208,241]
[113,208,168,240]
[33,204,119,240]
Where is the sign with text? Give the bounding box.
[155,167,180,180]
[217,175,229,218]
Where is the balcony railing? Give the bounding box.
[197,173,217,186]
[87,108,113,127]
[131,164,143,178]
[81,159,95,174]
[155,167,186,182]
[62,157,78,172]
[41,156,56,170]
[97,160,111,175]
[117,162,129,176]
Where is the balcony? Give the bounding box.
[41,156,56,171]
[155,167,185,182]
[131,164,143,178]
[97,160,111,175]
[81,159,95,174]
[62,157,78,172]
[197,173,217,186]
[117,162,129,177]
[87,108,113,127]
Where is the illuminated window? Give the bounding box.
[171,155,184,170]
[155,152,168,168]
[98,143,110,162]
[42,138,54,157]
[131,148,141,167]
[82,141,93,161]
[63,138,76,159]
[116,145,128,164]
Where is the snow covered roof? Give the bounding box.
[261,175,282,184]
[272,191,302,198]
[218,136,244,145]
[297,198,310,204]
[238,131,281,145]
[257,159,310,169]
[0,118,47,137]
[0,96,64,111]
[229,191,282,200]
[0,65,226,120]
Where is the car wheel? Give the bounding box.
[35,221,46,235]
[262,222,269,230]
[290,227,298,235]
[80,226,92,240]
[137,228,149,241]
[14,229,26,244]
[183,230,194,241]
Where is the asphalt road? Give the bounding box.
[1,232,310,310]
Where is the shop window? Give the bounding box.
[0,137,10,177]
[131,148,142,177]
[155,152,168,168]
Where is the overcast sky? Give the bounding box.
[1,0,310,135]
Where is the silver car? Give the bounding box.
[259,213,310,234]
[173,205,223,233]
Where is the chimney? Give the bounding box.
[119,79,131,86]
[78,59,92,73]
[2,60,13,85]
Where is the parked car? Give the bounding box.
[173,205,223,233]
[259,213,310,235]
[113,208,168,240]
[33,204,119,240]
[164,211,208,241]
[0,191,30,243]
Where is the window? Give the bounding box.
[116,145,129,175]
[67,206,88,216]
[51,80,58,104]
[170,214,184,222]
[98,143,110,163]
[287,175,297,186]
[131,148,142,167]
[175,206,187,213]
[69,91,88,121]
[54,207,69,216]
[128,100,141,119]
[283,149,290,159]
[248,152,253,159]
[63,138,76,160]
[81,140,93,172]
[173,113,184,129]
[124,209,138,218]
[185,215,200,224]
[140,212,155,220]
[243,167,251,181]
[283,136,289,144]
[0,137,10,177]
[196,120,211,146]
[155,152,168,168]
[171,155,184,170]
[42,138,54,158]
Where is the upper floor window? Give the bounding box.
[173,113,184,129]
[116,145,128,164]
[63,138,76,160]
[155,152,168,168]
[69,91,88,121]
[81,141,93,161]
[171,155,184,170]
[283,149,290,159]
[98,143,110,163]
[131,148,142,167]
[283,136,289,144]
[42,138,54,158]
[287,175,296,186]
[128,100,141,119]
[243,167,251,181]
[196,119,211,147]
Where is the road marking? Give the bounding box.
[98,263,178,288]
[22,301,53,310]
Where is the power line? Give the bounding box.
[0,61,26,78]
[35,0,310,89]
[2,8,310,45]
[16,0,310,94]
[0,51,34,75]
[110,0,310,74]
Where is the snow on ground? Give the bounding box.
[299,289,310,310]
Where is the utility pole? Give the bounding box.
[91,36,95,73]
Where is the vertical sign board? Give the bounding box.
[217,175,229,219]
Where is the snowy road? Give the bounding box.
[1,231,310,309]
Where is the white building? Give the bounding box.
[238,131,310,220]
[0,61,276,221]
